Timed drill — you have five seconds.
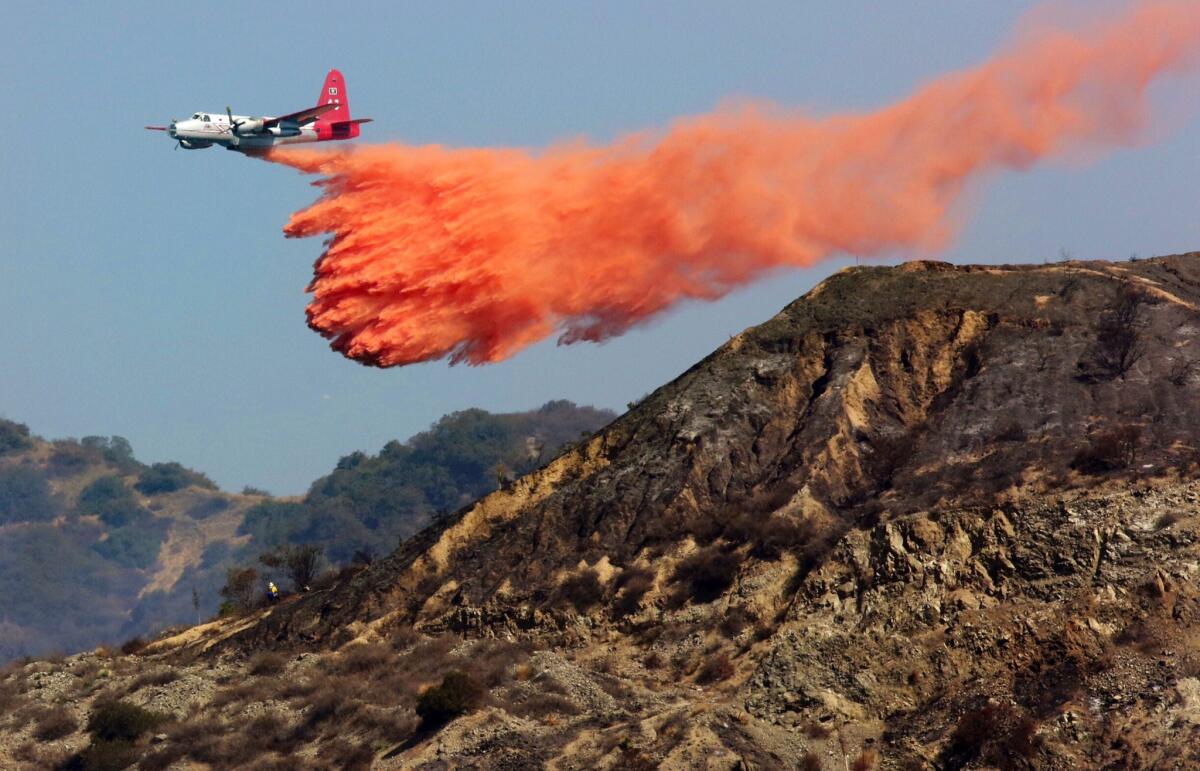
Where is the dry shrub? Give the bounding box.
[1169,358,1197,386]
[127,668,180,692]
[323,641,394,676]
[209,681,272,709]
[73,699,167,771]
[993,419,1027,443]
[118,637,146,656]
[87,699,165,742]
[277,672,326,702]
[139,746,186,771]
[352,704,418,744]
[800,753,822,771]
[719,604,756,637]
[14,740,70,768]
[416,670,483,729]
[1071,425,1141,475]
[503,692,581,720]
[940,701,1041,770]
[804,722,832,739]
[671,546,739,604]
[317,738,375,771]
[1155,511,1183,530]
[75,738,139,771]
[386,623,421,651]
[558,567,605,612]
[695,651,735,685]
[303,687,359,728]
[851,750,878,771]
[249,651,288,677]
[723,511,813,560]
[620,748,660,771]
[0,680,25,717]
[238,712,301,755]
[466,638,532,688]
[159,715,223,758]
[73,660,102,680]
[1115,619,1161,654]
[32,705,77,741]
[643,652,664,670]
[613,566,655,618]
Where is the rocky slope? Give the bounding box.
[5,254,1200,769]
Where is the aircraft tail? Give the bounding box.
[316,69,370,140]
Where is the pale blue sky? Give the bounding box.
[3,1,1198,493]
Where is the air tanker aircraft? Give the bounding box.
[145,69,370,152]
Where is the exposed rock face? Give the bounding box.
[7,255,1200,769]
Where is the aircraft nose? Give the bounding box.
[168,122,177,138]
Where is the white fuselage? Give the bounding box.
[169,112,317,150]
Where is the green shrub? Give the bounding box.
[46,441,93,477]
[81,436,137,470]
[416,670,483,728]
[135,462,216,495]
[78,476,151,528]
[0,466,58,523]
[0,419,32,456]
[185,495,231,520]
[93,522,167,569]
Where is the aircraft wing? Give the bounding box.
[263,103,339,127]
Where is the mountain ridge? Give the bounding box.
[5,254,1200,769]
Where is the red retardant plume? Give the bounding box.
[267,2,1200,367]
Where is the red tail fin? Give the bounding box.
[315,69,368,140]
[316,69,351,124]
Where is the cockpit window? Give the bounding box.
[202,114,211,122]
[192,113,200,119]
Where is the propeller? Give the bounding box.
[226,106,242,134]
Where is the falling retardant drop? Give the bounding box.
[264,2,1200,367]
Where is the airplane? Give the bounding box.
[145,69,371,152]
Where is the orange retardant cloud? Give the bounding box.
[267,2,1200,367]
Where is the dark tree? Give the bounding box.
[416,670,483,728]
[0,466,59,523]
[135,462,216,495]
[220,566,259,612]
[0,419,32,456]
[260,544,324,591]
[1084,283,1147,380]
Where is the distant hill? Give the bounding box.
[0,401,613,660]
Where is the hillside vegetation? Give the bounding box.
[0,401,612,661]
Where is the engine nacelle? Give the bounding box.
[235,118,266,134]
[179,139,212,150]
[268,120,302,138]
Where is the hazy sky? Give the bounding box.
[3,1,1198,494]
